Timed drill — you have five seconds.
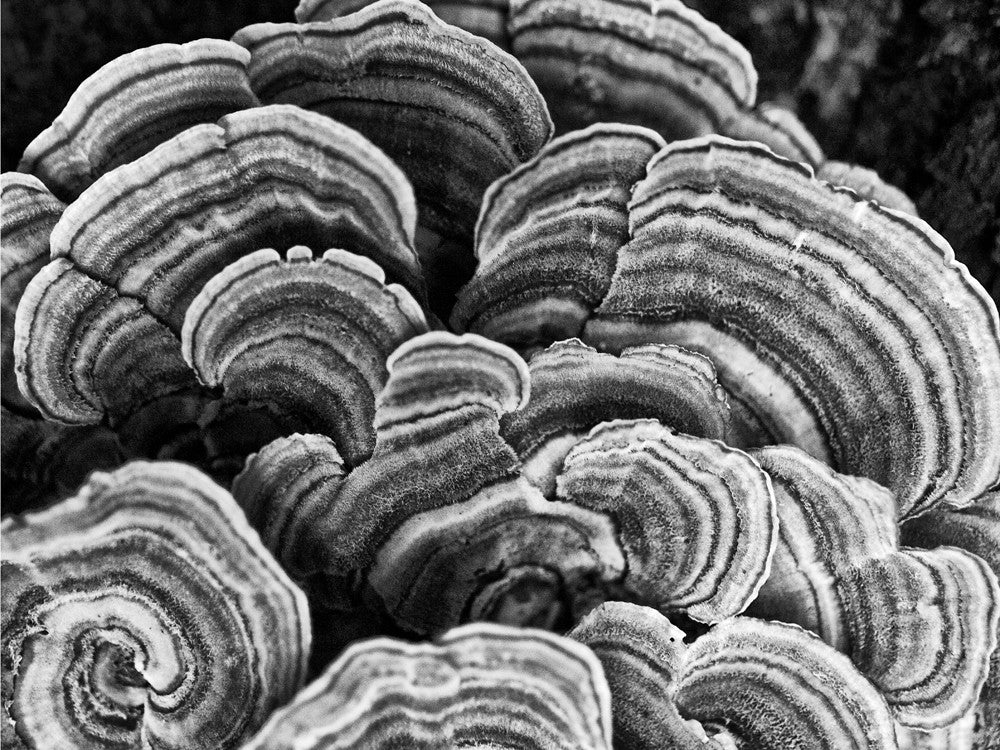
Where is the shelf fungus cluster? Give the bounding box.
[2,0,999,748]
[1,462,310,749]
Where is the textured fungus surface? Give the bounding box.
[1,461,310,749]
[747,446,999,727]
[14,105,423,431]
[234,0,553,310]
[500,338,732,494]
[570,601,898,749]
[460,133,1000,516]
[18,40,259,202]
[558,419,776,623]
[902,492,1000,745]
[3,1,999,748]
[243,623,613,749]
[183,247,428,468]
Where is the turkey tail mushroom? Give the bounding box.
[452,124,664,346]
[507,0,822,165]
[585,136,1000,515]
[499,338,732,495]
[14,105,423,432]
[570,602,898,750]
[243,624,613,749]
[233,0,553,312]
[558,420,776,623]
[902,492,1000,745]
[746,446,999,728]
[1,461,310,750]
[17,40,259,202]
[296,0,513,49]
[182,247,428,469]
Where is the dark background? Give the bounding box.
[3,0,997,298]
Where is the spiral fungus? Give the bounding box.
[3,0,1000,747]
[1,461,310,749]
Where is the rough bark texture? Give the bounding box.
[2,0,998,297]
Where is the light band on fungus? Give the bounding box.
[558,419,775,623]
[182,247,429,468]
[584,136,1000,514]
[902,491,1000,745]
[14,105,425,435]
[453,124,664,345]
[18,40,260,202]
[14,259,201,425]
[1,461,311,750]
[234,0,552,311]
[1,174,125,511]
[48,104,424,330]
[500,338,732,495]
[296,0,513,49]
[1,174,64,414]
[570,602,898,750]
[747,446,1000,728]
[243,623,613,749]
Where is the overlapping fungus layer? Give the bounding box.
[2,0,999,748]
[456,129,1000,518]
[1,462,310,749]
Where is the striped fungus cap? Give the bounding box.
[234,332,777,635]
[747,446,999,728]
[570,602,898,750]
[1,461,310,749]
[12,105,428,478]
[456,130,1000,518]
[242,623,613,749]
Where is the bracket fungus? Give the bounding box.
[747,446,1000,728]
[902,492,1000,744]
[570,602,898,750]
[236,332,626,635]
[558,419,776,623]
[507,0,822,165]
[13,104,427,479]
[1,173,125,511]
[453,124,665,346]
[18,40,259,202]
[296,0,513,49]
[1,461,310,749]
[243,623,612,749]
[500,338,732,494]
[460,133,1000,515]
[233,0,553,310]
[183,246,428,468]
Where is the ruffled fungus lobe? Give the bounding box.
[234,0,553,303]
[235,333,626,634]
[244,623,612,749]
[452,124,664,346]
[500,338,732,494]
[14,104,423,429]
[183,247,428,468]
[1,174,125,511]
[585,136,1000,515]
[747,446,1000,728]
[903,492,1000,745]
[18,40,259,202]
[507,0,821,164]
[1,173,64,414]
[1,461,310,749]
[570,602,897,750]
[558,420,775,623]
[296,0,513,49]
